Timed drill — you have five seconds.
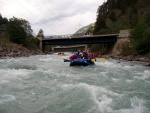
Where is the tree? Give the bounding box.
[0,14,8,25]
[7,17,30,46]
[86,25,94,35]
[20,19,33,37]
[94,17,107,34]
[130,20,150,54]
[37,29,44,38]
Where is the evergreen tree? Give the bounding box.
[86,25,94,35]
[0,13,8,25]
[37,29,44,38]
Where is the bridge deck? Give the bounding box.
[42,34,119,40]
[42,34,119,46]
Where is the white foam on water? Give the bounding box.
[0,68,31,81]
[96,60,115,67]
[0,54,149,112]
[62,83,121,96]
[134,70,150,80]
[100,72,108,77]
[126,79,134,83]
[143,70,150,78]
[39,57,53,62]
[0,94,16,104]
[112,78,120,82]
[96,60,126,73]
[0,80,9,84]
[124,65,133,70]
[62,83,122,113]
[97,95,113,113]
[30,90,36,96]
[112,96,147,113]
[131,96,146,112]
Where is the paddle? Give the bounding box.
[64,59,71,62]
[99,58,105,62]
[91,59,96,62]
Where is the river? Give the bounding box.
[0,53,150,113]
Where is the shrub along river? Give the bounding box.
[0,53,150,113]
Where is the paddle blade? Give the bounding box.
[99,58,105,62]
[59,54,65,56]
[91,59,96,62]
[64,59,71,62]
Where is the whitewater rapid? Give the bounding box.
[0,53,150,113]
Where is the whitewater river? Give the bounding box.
[0,53,150,113]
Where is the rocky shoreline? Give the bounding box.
[0,43,45,58]
[0,43,150,66]
[100,54,150,66]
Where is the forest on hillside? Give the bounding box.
[94,0,150,34]
[93,0,150,55]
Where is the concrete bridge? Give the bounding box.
[40,34,119,51]
[52,45,87,52]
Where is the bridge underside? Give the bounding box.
[52,45,87,52]
[41,34,118,51]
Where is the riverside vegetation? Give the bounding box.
[0,16,44,58]
[92,0,150,55]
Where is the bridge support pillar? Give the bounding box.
[39,40,43,50]
[52,47,54,52]
[85,45,87,50]
[40,40,45,51]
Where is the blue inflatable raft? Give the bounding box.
[70,58,95,66]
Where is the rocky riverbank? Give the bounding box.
[0,42,150,66]
[100,54,150,66]
[0,43,45,58]
[108,37,150,66]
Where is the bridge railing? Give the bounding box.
[45,33,93,39]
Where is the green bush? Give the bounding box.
[25,38,40,49]
[130,21,150,54]
[121,40,134,55]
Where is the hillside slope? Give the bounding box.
[0,32,43,58]
[94,0,150,34]
[74,23,94,35]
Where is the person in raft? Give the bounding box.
[69,52,79,61]
[83,50,88,59]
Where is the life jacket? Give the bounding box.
[89,52,93,60]
[69,54,79,61]
[83,52,88,59]
[94,53,99,58]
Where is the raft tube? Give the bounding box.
[70,58,95,66]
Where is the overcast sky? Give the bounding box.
[0,0,105,36]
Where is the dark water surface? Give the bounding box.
[0,53,150,113]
